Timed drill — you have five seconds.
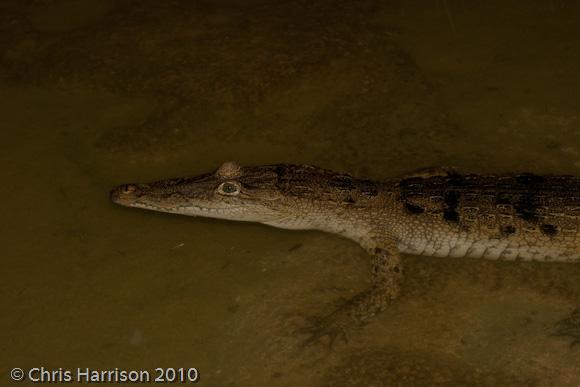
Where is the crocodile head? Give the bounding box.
[110,161,334,229]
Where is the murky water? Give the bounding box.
[2,1,580,386]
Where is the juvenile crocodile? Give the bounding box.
[110,162,580,343]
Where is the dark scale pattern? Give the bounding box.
[360,179,379,197]
[515,173,547,185]
[404,202,425,214]
[443,191,460,223]
[329,174,355,190]
[514,193,541,223]
[501,225,517,236]
[343,196,356,204]
[540,223,558,236]
[393,170,580,255]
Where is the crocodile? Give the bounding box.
[110,161,580,344]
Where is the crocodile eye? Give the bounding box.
[122,184,137,194]
[218,181,240,195]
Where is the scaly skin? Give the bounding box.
[110,162,580,344]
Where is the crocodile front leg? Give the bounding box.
[301,237,403,347]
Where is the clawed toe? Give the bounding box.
[295,315,351,350]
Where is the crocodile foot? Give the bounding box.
[553,308,580,348]
[297,311,355,350]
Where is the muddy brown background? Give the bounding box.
[2,0,580,386]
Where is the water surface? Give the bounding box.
[2,1,580,385]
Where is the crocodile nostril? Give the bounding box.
[111,184,139,204]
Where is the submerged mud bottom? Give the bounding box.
[322,348,535,387]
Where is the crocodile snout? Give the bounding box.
[110,183,141,205]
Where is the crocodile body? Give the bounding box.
[395,172,580,262]
[110,162,580,343]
